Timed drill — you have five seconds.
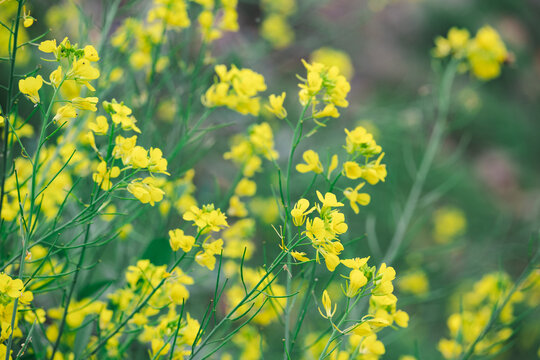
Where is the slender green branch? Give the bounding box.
[383,61,458,265]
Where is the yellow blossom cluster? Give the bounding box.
[298,59,351,120]
[0,273,36,345]
[437,271,539,359]
[175,203,228,270]
[193,0,240,42]
[224,122,279,178]
[112,0,188,71]
[203,65,267,116]
[85,98,169,205]
[310,260,408,359]
[46,259,199,358]
[433,26,509,80]
[290,191,348,271]
[260,0,296,49]
[295,126,386,215]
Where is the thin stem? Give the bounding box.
[48,201,96,360]
[0,0,23,237]
[382,61,458,265]
[283,102,310,359]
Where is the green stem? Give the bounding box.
[189,236,305,359]
[0,0,23,240]
[382,61,457,265]
[283,102,310,359]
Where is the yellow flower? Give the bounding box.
[0,273,24,298]
[296,150,323,174]
[304,217,325,243]
[88,115,109,135]
[316,191,343,210]
[341,257,369,269]
[39,39,58,54]
[235,178,256,197]
[183,204,228,232]
[127,177,165,206]
[68,58,100,91]
[314,103,339,119]
[19,75,43,104]
[361,153,387,185]
[467,26,508,80]
[128,146,150,169]
[343,161,362,179]
[433,27,470,58]
[53,104,77,123]
[203,65,267,116]
[399,270,429,296]
[49,66,63,88]
[22,6,35,28]
[83,45,100,62]
[290,251,309,262]
[318,290,336,319]
[343,183,371,213]
[261,14,294,49]
[344,126,381,155]
[322,251,340,272]
[265,92,287,119]
[438,338,462,359]
[107,101,141,133]
[72,97,99,111]
[195,239,224,271]
[393,310,409,328]
[92,161,120,190]
[345,269,367,297]
[433,207,466,244]
[169,229,196,252]
[148,148,169,174]
[113,135,137,164]
[227,195,248,217]
[291,199,314,226]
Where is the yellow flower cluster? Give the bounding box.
[260,0,296,49]
[343,126,386,213]
[179,203,228,270]
[291,191,347,271]
[434,26,509,80]
[87,100,169,204]
[0,273,35,345]
[111,0,189,71]
[224,122,279,178]
[298,59,351,120]
[295,126,386,215]
[194,0,240,42]
[203,64,267,116]
[311,260,408,359]
[438,271,539,359]
[45,259,199,359]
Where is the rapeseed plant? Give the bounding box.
[0,1,536,359]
